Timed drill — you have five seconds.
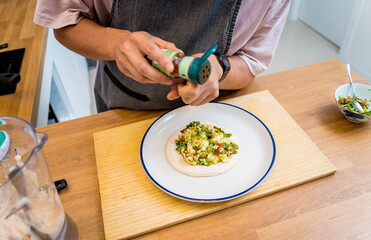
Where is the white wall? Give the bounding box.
[289,0,371,83]
[340,0,371,81]
[298,0,354,47]
[287,0,301,20]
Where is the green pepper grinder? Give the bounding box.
[187,44,218,84]
[149,44,218,85]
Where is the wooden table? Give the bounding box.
[0,0,46,126]
[37,59,371,239]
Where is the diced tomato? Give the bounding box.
[180,128,186,133]
[215,145,221,153]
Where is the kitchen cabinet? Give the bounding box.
[37,29,94,127]
[0,0,46,125]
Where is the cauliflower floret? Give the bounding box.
[210,134,222,142]
[208,154,219,164]
[199,139,208,150]
[220,154,228,162]
[187,144,195,154]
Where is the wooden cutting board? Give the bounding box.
[94,90,336,240]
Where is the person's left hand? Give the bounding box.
[167,53,223,106]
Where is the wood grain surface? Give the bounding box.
[0,0,46,125]
[94,90,336,240]
[37,60,371,240]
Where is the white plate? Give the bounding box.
[140,103,275,202]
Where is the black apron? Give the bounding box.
[94,0,242,112]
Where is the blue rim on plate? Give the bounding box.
[140,102,276,202]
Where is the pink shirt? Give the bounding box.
[34,0,290,76]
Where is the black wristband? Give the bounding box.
[214,54,231,83]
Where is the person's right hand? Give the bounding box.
[113,31,182,85]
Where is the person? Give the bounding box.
[34,0,291,112]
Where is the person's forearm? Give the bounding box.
[54,18,183,85]
[53,18,127,61]
[219,55,254,90]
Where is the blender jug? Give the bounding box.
[0,116,78,239]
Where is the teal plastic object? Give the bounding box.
[0,131,10,160]
[188,45,218,84]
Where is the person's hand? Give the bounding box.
[113,31,182,85]
[167,54,223,106]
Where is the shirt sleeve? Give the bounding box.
[235,0,291,76]
[33,0,111,29]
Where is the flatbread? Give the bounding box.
[165,123,240,177]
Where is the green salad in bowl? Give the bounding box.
[334,83,371,123]
[337,96,371,115]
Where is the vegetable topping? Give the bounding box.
[175,121,239,166]
[338,95,371,115]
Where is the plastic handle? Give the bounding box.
[55,179,68,192]
[0,43,8,50]
[0,73,21,84]
[198,45,218,64]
